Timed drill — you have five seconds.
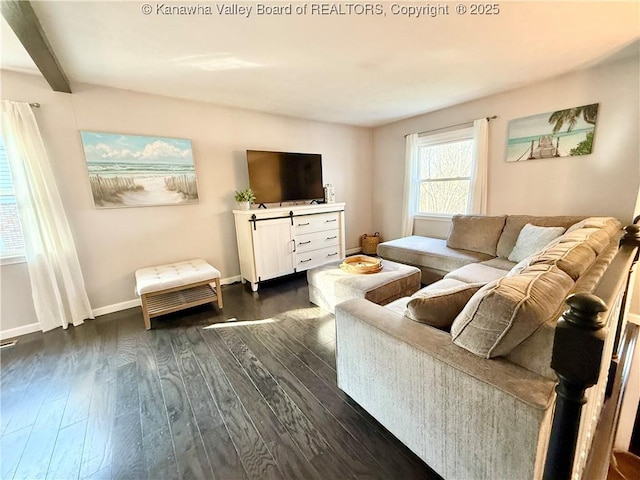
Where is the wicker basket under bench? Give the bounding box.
[135,258,223,330]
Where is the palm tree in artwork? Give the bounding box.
[548,104,598,133]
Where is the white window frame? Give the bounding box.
[414,126,474,218]
[0,136,26,264]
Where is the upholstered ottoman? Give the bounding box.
[135,258,223,330]
[307,259,421,313]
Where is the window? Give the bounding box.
[416,127,474,216]
[0,137,26,258]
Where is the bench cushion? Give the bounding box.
[136,258,220,295]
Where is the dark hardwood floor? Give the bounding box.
[1,274,441,480]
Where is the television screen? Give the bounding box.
[247,150,324,204]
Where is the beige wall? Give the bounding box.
[0,71,373,331]
[372,49,640,241]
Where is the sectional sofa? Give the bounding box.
[335,214,635,479]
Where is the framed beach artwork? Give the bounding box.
[80,131,199,208]
[506,103,599,162]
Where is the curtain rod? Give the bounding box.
[30,103,40,108]
[404,115,497,138]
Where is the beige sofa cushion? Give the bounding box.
[407,280,483,329]
[377,236,493,276]
[496,215,585,258]
[445,263,509,284]
[530,240,597,280]
[451,264,574,358]
[507,224,566,262]
[559,228,610,254]
[566,216,621,238]
[446,215,506,256]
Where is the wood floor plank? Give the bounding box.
[112,411,145,480]
[46,418,87,479]
[11,396,67,480]
[1,332,67,435]
[115,361,139,418]
[0,425,31,479]
[196,328,323,480]
[79,318,119,479]
[273,316,337,370]
[142,427,180,480]
[190,328,281,480]
[214,327,369,479]
[153,330,214,479]
[136,328,171,439]
[80,380,116,479]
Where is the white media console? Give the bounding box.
[233,203,346,291]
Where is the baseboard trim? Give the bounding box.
[1,322,40,341]
[92,299,141,317]
[346,247,362,255]
[629,313,640,326]
[91,275,241,317]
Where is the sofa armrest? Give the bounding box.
[335,298,556,409]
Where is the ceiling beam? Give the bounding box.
[1,0,71,93]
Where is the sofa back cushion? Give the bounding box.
[406,278,483,330]
[446,215,506,256]
[451,264,574,358]
[530,240,597,280]
[496,215,584,259]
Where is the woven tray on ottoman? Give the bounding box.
[307,259,421,313]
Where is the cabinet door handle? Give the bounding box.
[292,239,296,252]
[326,236,337,240]
[300,258,312,263]
[299,240,311,245]
[327,252,338,257]
[297,222,310,226]
[325,219,337,223]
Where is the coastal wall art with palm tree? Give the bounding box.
[506,103,599,162]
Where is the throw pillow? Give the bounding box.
[446,215,507,256]
[451,264,574,358]
[507,224,566,263]
[406,282,483,330]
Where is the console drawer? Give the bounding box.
[293,212,340,235]
[295,229,340,253]
[295,246,341,271]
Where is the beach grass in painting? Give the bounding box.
[80,132,199,208]
[506,103,598,162]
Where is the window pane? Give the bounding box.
[0,138,26,256]
[0,196,25,254]
[419,180,470,215]
[419,139,473,180]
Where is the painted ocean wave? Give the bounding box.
[87,162,195,175]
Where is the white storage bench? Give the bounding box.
[135,258,223,330]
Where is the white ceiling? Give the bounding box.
[1,1,639,127]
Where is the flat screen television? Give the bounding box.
[247,150,324,204]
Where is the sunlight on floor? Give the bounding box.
[204,318,276,329]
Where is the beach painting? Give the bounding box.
[506,103,599,162]
[80,132,199,208]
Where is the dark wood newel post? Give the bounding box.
[543,293,608,480]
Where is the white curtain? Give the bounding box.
[468,117,489,214]
[1,101,93,332]
[400,133,419,237]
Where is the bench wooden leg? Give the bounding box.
[215,277,223,309]
[141,294,151,330]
